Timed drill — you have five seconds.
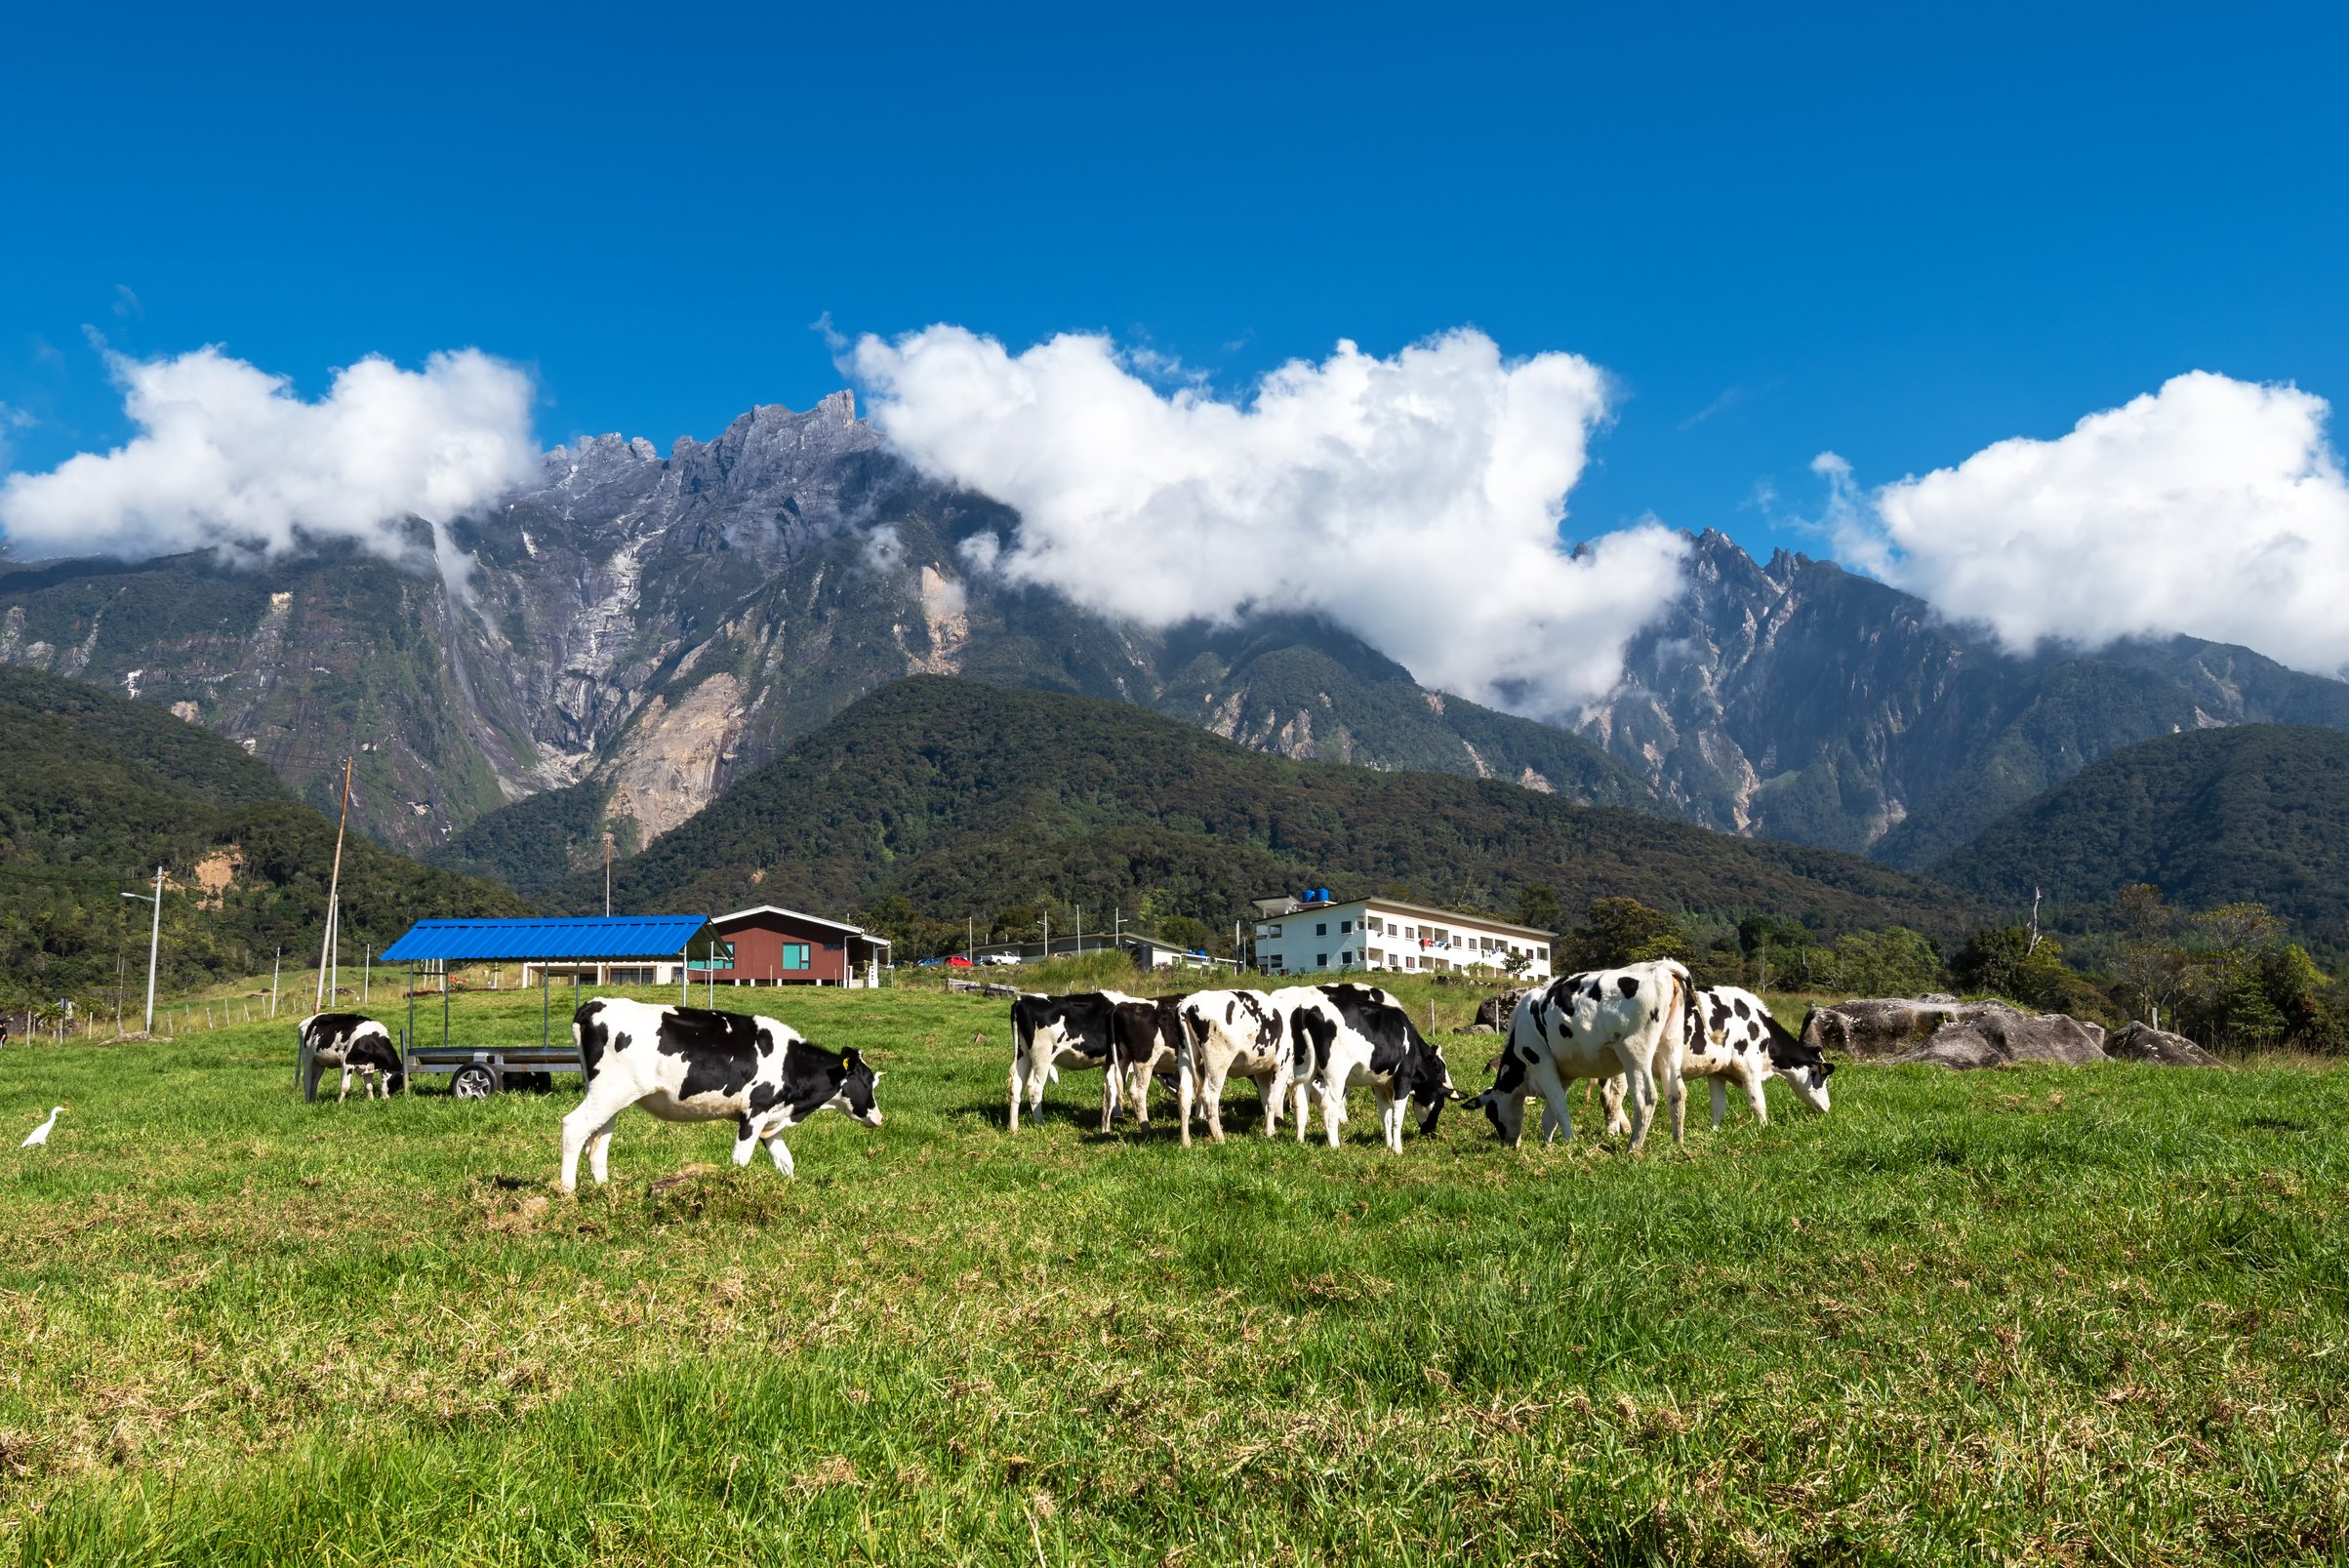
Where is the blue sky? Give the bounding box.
[4,0,2346,562]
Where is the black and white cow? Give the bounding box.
[1461,959,1693,1152]
[1599,984,1833,1134]
[299,1011,402,1102]
[1006,991,1145,1132]
[1276,983,1456,1152]
[1106,993,1191,1131]
[559,998,881,1192]
[1170,988,1301,1146]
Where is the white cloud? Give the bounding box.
[850,326,1689,716]
[0,345,539,579]
[1828,372,2349,677]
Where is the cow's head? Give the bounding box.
[1455,1043,1531,1146]
[830,1047,884,1128]
[1771,1056,1833,1115]
[1762,1016,1834,1115]
[1402,1034,1455,1135]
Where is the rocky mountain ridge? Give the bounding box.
[5,391,2348,883]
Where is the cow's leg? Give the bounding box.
[1007,1055,1025,1133]
[1659,1048,1687,1147]
[732,1115,763,1167]
[1598,1073,1632,1139]
[561,1089,630,1193]
[1201,1055,1233,1145]
[1529,1058,1576,1147]
[1291,1075,1313,1144]
[1319,1075,1346,1148]
[1255,1070,1283,1138]
[763,1130,795,1177]
[586,1116,618,1185]
[1100,1058,1118,1134]
[1623,1059,1656,1152]
[337,1063,354,1104]
[1177,1054,1195,1148]
[1029,1053,1053,1123]
[1712,1077,1732,1130]
[1377,1088,1403,1154]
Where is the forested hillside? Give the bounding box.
[575,676,1983,946]
[0,666,526,1012]
[1934,724,2349,955]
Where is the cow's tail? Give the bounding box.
[1665,962,1696,1060]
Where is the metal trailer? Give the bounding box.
[304,914,710,1101]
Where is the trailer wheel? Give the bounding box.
[451,1065,498,1100]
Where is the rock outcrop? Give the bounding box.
[1473,987,1533,1031]
[1803,997,2106,1068]
[2104,1022,2225,1067]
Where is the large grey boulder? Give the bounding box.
[1804,998,2108,1069]
[2105,1022,2225,1067]
[1887,1025,2008,1070]
[1473,987,1533,1031]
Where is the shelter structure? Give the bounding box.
[378,914,709,1056]
[701,905,891,987]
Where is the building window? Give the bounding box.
[1259,923,1281,937]
[1316,922,1327,937]
[1317,952,1329,968]
[782,944,811,971]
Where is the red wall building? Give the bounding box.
[705,905,892,986]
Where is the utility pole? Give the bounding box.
[1041,910,1049,961]
[271,948,282,1020]
[315,757,354,1009]
[604,830,614,918]
[118,865,163,1036]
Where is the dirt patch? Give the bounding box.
[191,847,241,909]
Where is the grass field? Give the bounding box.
[1,983,2344,1564]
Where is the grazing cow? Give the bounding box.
[1106,993,1191,1131]
[1599,984,1834,1134]
[1278,983,1456,1152]
[299,1012,403,1103]
[1461,960,1693,1152]
[1006,991,1142,1132]
[559,998,881,1192]
[1170,988,1301,1146]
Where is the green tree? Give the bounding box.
[1157,914,1214,954]
[1562,898,1690,972]
[2109,883,2191,1031]
[1827,927,1943,996]
[1954,926,2078,1010]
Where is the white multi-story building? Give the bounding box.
[1248,893,1553,982]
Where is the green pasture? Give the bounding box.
[0,985,2343,1564]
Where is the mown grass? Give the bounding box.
[0,985,2344,1564]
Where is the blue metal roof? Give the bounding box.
[379,915,709,963]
